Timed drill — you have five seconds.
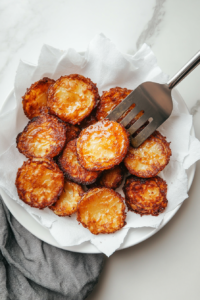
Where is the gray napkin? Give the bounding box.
[0,197,105,300]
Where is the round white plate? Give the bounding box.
[0,88,196,254]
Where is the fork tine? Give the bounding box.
[130,121,158,148]
[120,106,140,127]
[106,82,173,147]
[106,90,137,121]
[128,113,150,135]
[106,84,155,122]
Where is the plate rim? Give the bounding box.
[0,88,196,254]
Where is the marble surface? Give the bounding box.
[1,0,200,299]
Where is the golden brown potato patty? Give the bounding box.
[16,158,64,209]
[124,131,171,178]
[77,119,130,171]
[77,187,126,235]
[22,77,55,119]
[58,139,100,185]
[50,180,84,216]
[123,175,168,216]
[16,113,67,159]
[47,74,100,125]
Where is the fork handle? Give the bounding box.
[167,51,200,90]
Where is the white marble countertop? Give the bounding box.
[1,0,200,299]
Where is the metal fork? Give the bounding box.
[106,51,200,147]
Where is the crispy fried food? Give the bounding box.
[50,180,84,216]
[65,123,81,144]
[58,139,100,185]
[77,187,126,235]
[16,113,67,159]
[77,119,130,171]
[124,131,171,178]
[123,175,168,216]
[15,158,64,209]
[22,77,55,119]
[99,165,124,189]
[96,87,132,121]
[47,74,100,125]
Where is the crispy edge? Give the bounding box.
[15,158,64,209]
[98,164,124,189]
[65,123,81,144]
[49,180,84,216]
[124,131,172,178]
[58,139,100,185]
[22,77,55,119]
[16,112,67,159]
[47,74,100,125]
[77,120,130,171]
[123,175,168,216]
[79,109,97,129]
[96,87,132,121]
[77,187,127,235]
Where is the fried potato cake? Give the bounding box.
[77,119,130,171]
[123,175,168,216]
[58,139,100,185]
[77,187,126,235]
[47,74,100,125]
[96,87,132,121]
[50,180,84,216]
[16,113,67,159]
[99,165,124,189]
[15,158,64,209]
[65,123,81,144]
[124,131,171,178]
[22,77,55,119]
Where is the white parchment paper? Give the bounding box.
[0,34,200,256]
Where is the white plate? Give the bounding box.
[0,88,196,254]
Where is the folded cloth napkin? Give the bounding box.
[0,197,105,300]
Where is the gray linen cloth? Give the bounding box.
[0,197,105,300]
